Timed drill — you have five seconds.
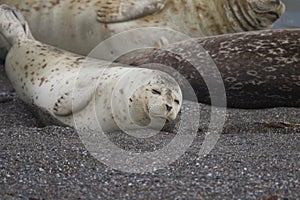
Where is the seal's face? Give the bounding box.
[128,79,182,128]
[248,0,286,27]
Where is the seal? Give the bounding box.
[118,29,300,109]
[0,5,182,132]
[0,0,285,55]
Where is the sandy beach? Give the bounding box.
[0,64,299,199]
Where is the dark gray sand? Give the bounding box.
[0,66,299,199]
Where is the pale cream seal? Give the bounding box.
[0,0,285,55]
[0,5,182,132]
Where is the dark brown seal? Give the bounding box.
[118,29,300,108]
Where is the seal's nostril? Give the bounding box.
[166,104,172,112]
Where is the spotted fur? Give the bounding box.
[0,0,285,55]
[118,29,300,108]
[0,5,182,131]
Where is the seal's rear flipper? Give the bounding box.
[0,4,34,51]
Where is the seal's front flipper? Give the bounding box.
[97,0,167,23]
[53,87,95,116]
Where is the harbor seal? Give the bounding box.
[118,29,300,109]
[0,0,285,55]
[0,5,182,132]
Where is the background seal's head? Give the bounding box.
[247,0,286,28]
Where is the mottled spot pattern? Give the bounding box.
[119,29,300,109]
[3,14,182,132]
[0,0,285,55]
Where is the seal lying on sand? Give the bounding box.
[0,5,182,132]
[0,0,285,55]
[118,29,300,109]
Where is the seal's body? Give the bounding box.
[118,29,300,108]
[0,0,285,55]
[0,5,182,131]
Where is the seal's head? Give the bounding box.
[128,75,182,128]
[247,0,286,28]
[218,0,286,32]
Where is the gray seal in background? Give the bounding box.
[118,29,300,109]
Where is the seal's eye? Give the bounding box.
[174,100,180,105]
[152,89,161,95]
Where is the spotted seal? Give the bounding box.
[0,5,182,131]
[118,29,300,108]
[0,0,285,55]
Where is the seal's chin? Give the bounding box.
[147,114,170,131]
[146,104,171,127]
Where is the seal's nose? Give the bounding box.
[166,104,172,112]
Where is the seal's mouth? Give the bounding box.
[149,114,170,124]
[267,11,280,19]
[146,103,172,124]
